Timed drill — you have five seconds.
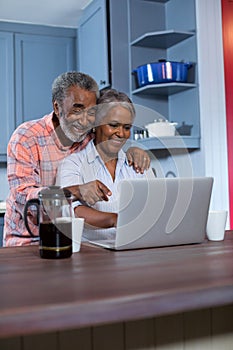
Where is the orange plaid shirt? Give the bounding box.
[4,112,92,246]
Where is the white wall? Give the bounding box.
[194,0,229,217]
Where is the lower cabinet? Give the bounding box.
[0,306,233,350]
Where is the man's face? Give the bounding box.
[54,86,97,143]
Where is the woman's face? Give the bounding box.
[54,85,97,143]
[95,105,133,158]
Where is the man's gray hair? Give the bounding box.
[52,71,100,105]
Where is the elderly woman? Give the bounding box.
[56,89,154,240]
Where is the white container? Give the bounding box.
[145,120,177,137]
[72,218,84,252]
[206,210,227,241]
[0,201,6,213]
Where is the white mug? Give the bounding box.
[206,210,227,241]
[72,218,84,252]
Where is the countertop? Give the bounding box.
[0,231,233,339]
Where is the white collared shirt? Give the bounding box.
[56,140,154,240]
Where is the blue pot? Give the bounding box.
[132,60,193,87]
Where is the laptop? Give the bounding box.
[88,177,213,250]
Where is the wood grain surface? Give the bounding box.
[0,231,233,338]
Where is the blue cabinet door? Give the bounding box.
[15,33,76,125]
[0,32,15,161]
[77,0,110,89]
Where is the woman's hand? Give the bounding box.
[126,147,150,174]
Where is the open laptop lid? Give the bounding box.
[114,177,213,250]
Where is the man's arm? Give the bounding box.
[4,127,47,245]
[126,147,150,174]
[7,131,43,205]
[64,180,112,205]
[56,153,112,204]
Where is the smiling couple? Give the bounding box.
[56,87,154,241]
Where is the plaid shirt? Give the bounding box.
[4,112,92,246]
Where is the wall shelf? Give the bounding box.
[135,136,200,150]
[129,0,199,152]
[132,83,197,96]
[145,0,169,3]
[131,30,195,49]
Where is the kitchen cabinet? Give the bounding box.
[77,0,110,89]
[15,33,75,126]
[129,0,200,150]
[78,0,200,151]
[0,32,15,162]
[0,22,76,162]
[77,0,130,92]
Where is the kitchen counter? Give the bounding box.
[0,231,233,343]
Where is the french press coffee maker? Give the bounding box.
[24,186,73,259]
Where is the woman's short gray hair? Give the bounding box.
[52,71,100,106]
[95,89,135,126]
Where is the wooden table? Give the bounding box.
[0,231,233,342]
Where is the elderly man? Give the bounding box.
[4,71,150,246]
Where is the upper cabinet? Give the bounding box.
[77,0,130,93]
[77,0,110,89]
[0,22,76,161]
[15,33,75,126]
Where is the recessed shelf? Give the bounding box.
[131,30,195,49]
[145,0,169,3]
[134,136,200,150]
[129,0,199,152]
[132,83,197,96]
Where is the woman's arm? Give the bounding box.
[74,205,117,229]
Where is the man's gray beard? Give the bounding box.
[59,117,88,143]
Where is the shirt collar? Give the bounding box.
[86,140,127,166]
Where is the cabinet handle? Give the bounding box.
[100,80,106,85]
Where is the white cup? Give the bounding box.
[206,210,227,241]
[72,218,84,252]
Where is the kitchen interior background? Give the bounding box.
[0,0,231,228]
